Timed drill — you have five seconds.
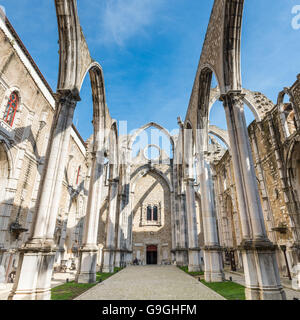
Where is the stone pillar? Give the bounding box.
[174,195,183,265]
[176,194,188,266]
[170,191,176,263]
[250,129,277,243]
[115,193,127,268]
[221,91,286,300]
[200,159,224,282]
[116,163,131,268]
[103,178,119,273]
[76,148,105,283]
[185,178,201,272]
[9,90,79,300]
[115,197,123,269]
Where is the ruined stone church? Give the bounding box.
[0,0,299,300]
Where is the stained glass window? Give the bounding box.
[3,92,18,126]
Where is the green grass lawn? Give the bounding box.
[178,266,204,277]
[51,267,123,300]
[200,280,246,300]
[178,266,245,300]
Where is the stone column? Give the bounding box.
[76,148,105,283]
[103,178,119,273]
[9,90,79,300]
[250,129,276,243]
[115,194,124,268]
[115,164,131,267]
[170,191,176,263]
[221,91,286,300]
[200,159,224,282]
[174,195,183,265]
[185,178,201,272]
[176,193,188,266]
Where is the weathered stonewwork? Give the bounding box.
[0,0,299,301]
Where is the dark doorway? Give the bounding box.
[146,245,157,265]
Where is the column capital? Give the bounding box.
[108,178,119,184]
[219,90,245,107]
[184,177,195,184]
[57,88,81,107]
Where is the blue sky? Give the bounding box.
[1,0,300,141]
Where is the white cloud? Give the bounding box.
[100,0,164,46]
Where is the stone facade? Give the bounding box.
[213,76,300,279]
[0,0,299,301]
[0,14,88,283]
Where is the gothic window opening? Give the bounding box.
[146,205,158,222]
[147,206,152,221]
[153,206,158,221]
[3,92,19,126]
[142,204,161,226]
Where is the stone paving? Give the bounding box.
[224,271,300,300]
[75,265,225,300]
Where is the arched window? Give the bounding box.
[146,205,159,222]
[153,206,158,221]
[3,92,19,126]
[147,206,152,221]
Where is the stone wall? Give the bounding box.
[0,22,89,280]
[131,170,172,265]
[213,75,300,276]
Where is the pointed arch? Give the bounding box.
[128,122,175,155]
[208,125,230,149]
[130,165,173,194]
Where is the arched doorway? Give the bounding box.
[146,245,158,265]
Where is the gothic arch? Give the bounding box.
[184,121,195,179]
[208,87,275,123]
[55,1,108,136]
[278,89,299,138]
[105,121,119,179]
[130,166,173,194]
[0,140,13,179]
[55,0,95,93]
[128,122,175,156]
[286,138,300,241]
[83,62,107,135]
[208,125,230,149]
[286,138,300,196]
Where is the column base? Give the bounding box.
[115,249,130,268]
[115,251,121,268]
[240,240,286,300]
[8,246,56,300]
[76,246,98,284]
[102,249,115,273]
[175,248,188,266]
[125,251,132,266]
[188,248,201,272]
[293,263,300,291]
[203,246,225,282]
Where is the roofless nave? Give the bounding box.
[0,0,299,300]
